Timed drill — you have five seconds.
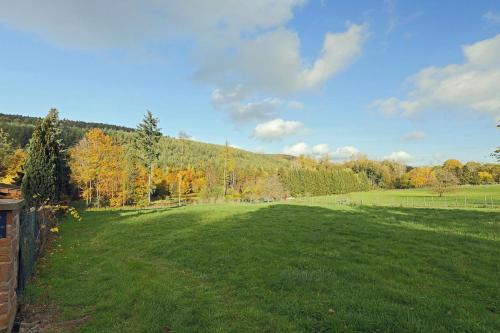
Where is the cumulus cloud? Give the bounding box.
[0,2,366,92]
[252,118,304,141]
[282,143,363,161]
[483,11,500,24]
[0,2,368,129]
[212,85,248,107]
[383,151,412,163]
[226,98,281,123]
[330,146,361,161]
[373,34,500,120]
[402,131,425,141]
[212,85,285,123]
[210,23,366,123]
[312,143,331,156]
[283,142,309,156]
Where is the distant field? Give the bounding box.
[291,185,500,209]
[25,195,499,332]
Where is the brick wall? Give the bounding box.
[0,200,22,332]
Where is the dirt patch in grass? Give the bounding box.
[16,303,90,332]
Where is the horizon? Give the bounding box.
[1,1,499,166]
[1,111,495,169]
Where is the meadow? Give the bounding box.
[291,185,500,208]
[24,187,500,332]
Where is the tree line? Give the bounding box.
[0,109,498,207]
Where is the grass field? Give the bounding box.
[24,187,500,332]
[291,185,500,209]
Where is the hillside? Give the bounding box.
[0,112,294,171]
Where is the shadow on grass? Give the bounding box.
[37,204,499,332]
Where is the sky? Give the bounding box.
[0,0,499,165]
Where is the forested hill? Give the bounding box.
[0,112,295,171]
[0,112,134,147]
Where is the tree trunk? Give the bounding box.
[223,164,227,196]
[148,164,152,204]
[178,177,181,206]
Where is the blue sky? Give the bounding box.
[0,0,499,165]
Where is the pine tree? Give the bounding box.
[0,129,13,178]
[22,108,69,206]
[134,111,161,204]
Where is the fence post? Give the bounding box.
[464,196,467,208]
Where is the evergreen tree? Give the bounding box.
[0,129,13,178]
[21,109,69,206]
[134,111,161,204]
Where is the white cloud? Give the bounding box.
[283,142,309,156]
[383,151,412,163]
[330,146,361,161]
[212,85,247,107]
[312,143,330,156]
[253,118,304,141]
[0,2,366,93]
[282,143,363,161]
[402,131,426,141]
[374,34,500,120]
[229,98,282,123]
[212,87,282,123]
[483,11,500,24]
[0,0,305,49]
[373,97,400,116]
[297,24,367,90]
[287,101,304,109]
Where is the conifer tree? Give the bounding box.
[134,111,161,204]
[0,129,13,178]
[22,109,69,206]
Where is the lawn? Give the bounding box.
[24,193,499,332]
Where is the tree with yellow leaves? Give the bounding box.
[0,149,27,185]
[407,167,434,188]
[70,129,128,207]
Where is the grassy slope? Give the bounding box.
[293,185,500,208]
[25,190,499,332]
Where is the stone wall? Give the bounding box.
[0,185,21,200]
[0,200,23,333]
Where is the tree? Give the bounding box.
[443,159,463,181]
[22,109,69,206]
[134,111,161,204]
[492,123,499,162]
[431,169,459,197]
[407,167,433,188]
[0,149,27,185]
[0,129,14,178]
[70,128,128,207]
[478,171,494,184]
[221,141,236,197]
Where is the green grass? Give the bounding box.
[292,185,500,209]
[25,191,500,332]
